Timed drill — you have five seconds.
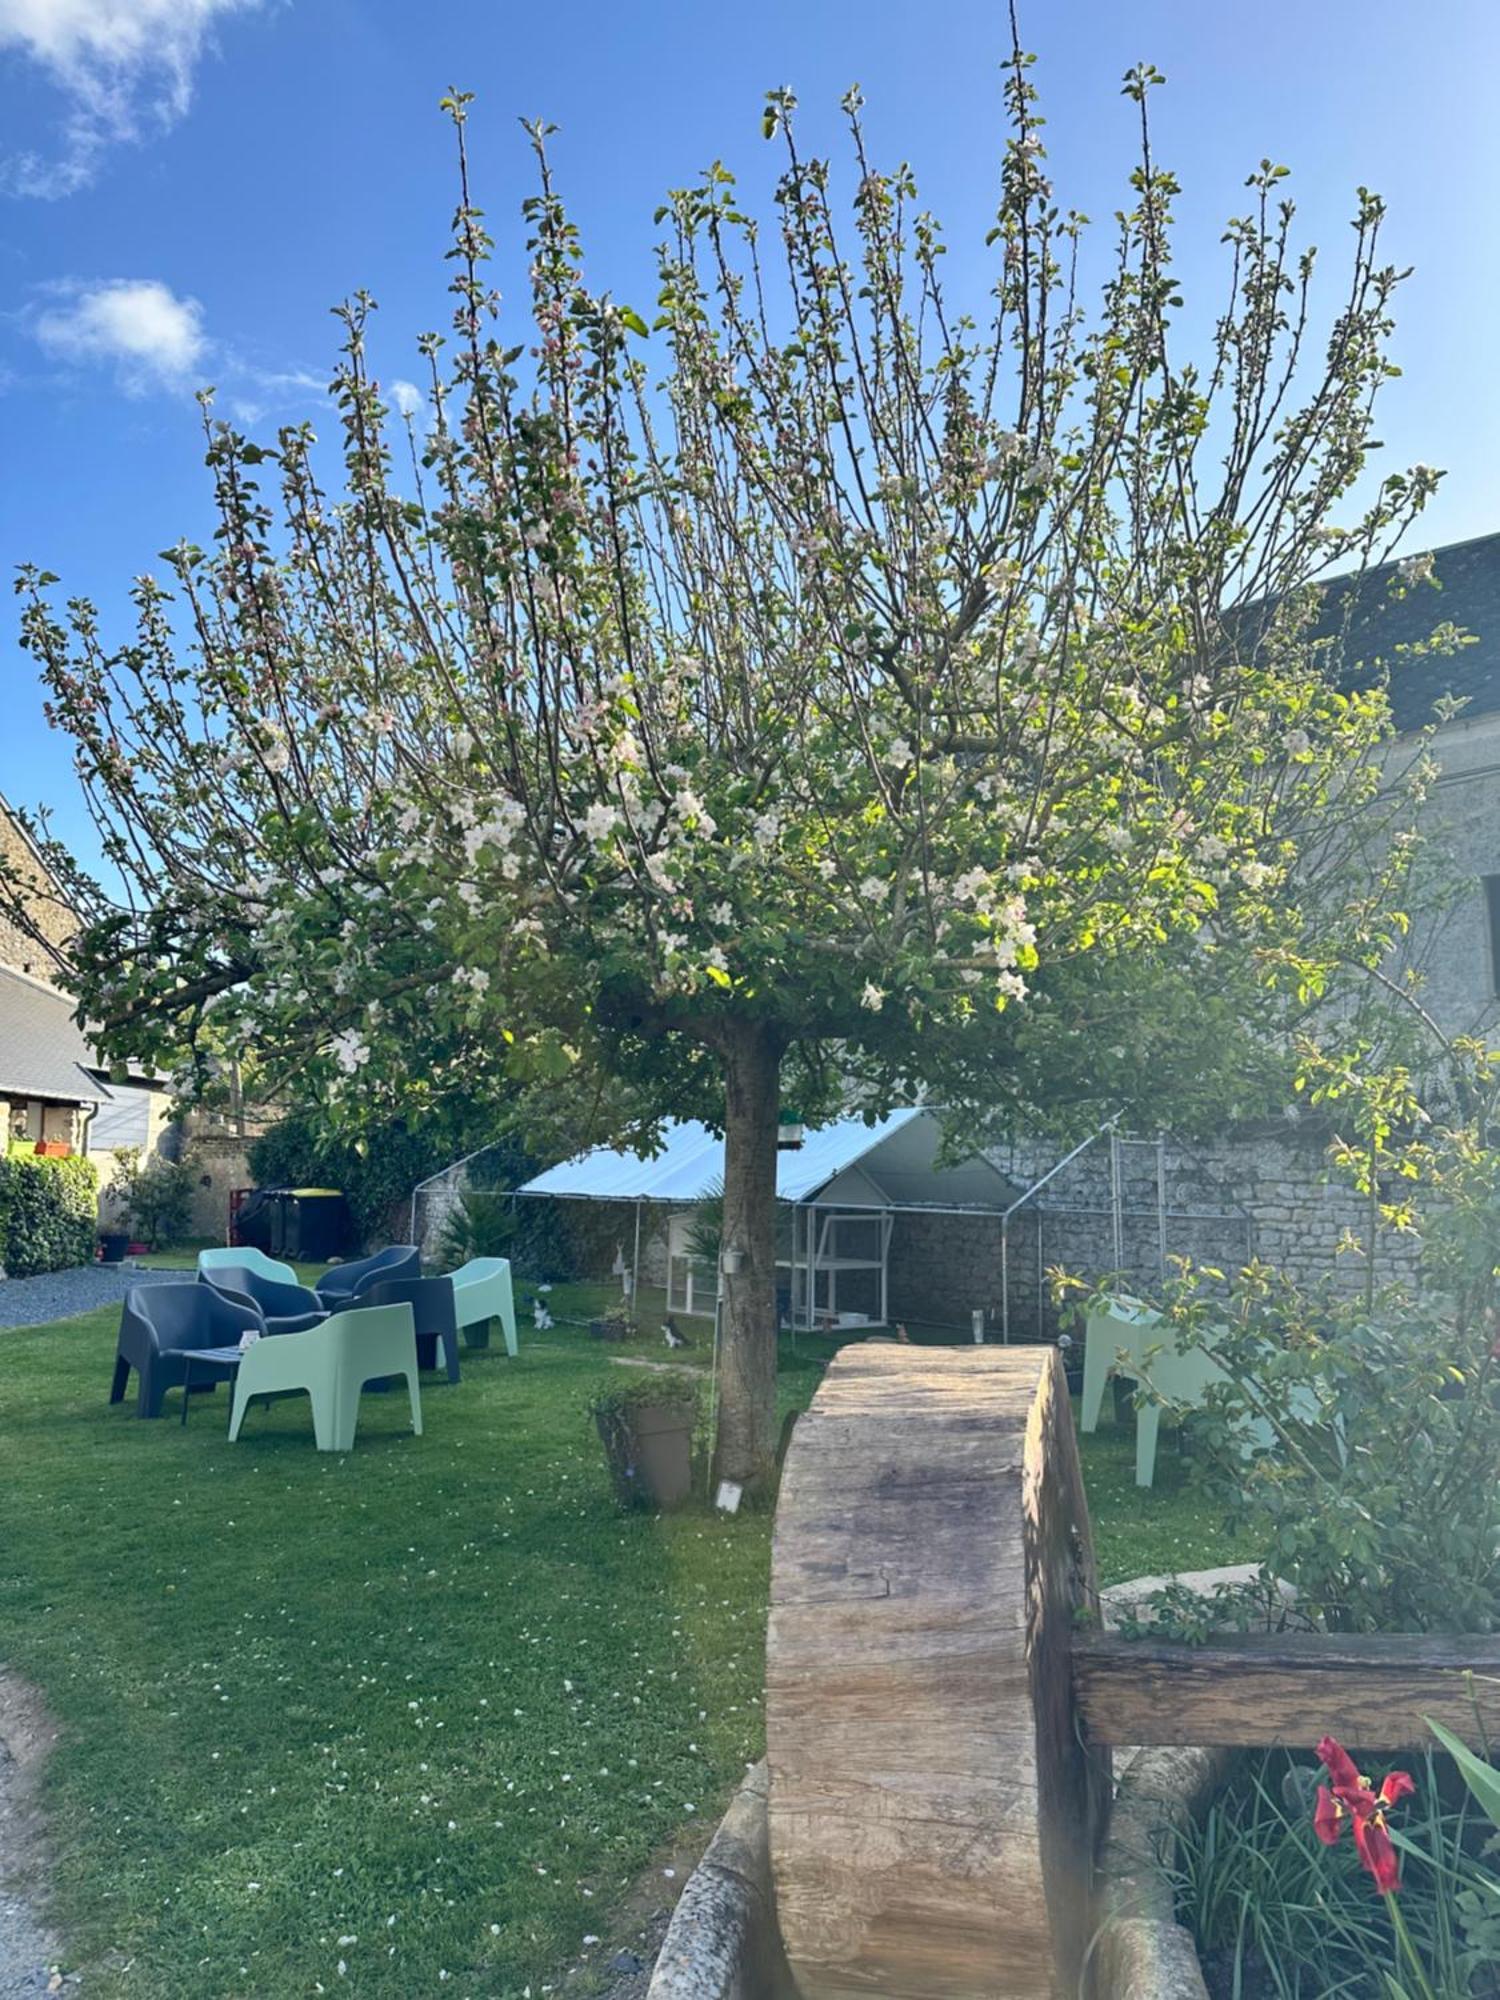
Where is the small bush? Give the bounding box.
[105,1147,195,1249]
[436,1186,518,1266]
[0,1152,99,1275]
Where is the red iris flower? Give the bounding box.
[1312,1735,1415,1896]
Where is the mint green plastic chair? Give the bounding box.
[1081,1296,1161,1436]
[227,1304,421,1451]
[1083,1293,1319,1488]
[447,1257,518,1357]
[199,1246,299,1288]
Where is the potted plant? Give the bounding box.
[98,1226,130,1264]
[589,1371,701,1510]
[588,1310,636,1342]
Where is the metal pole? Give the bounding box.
[1036,1207,1044,1342]
[630,1197,642,1317]
[707,1293,723,1497]
[1110,1132,1124,1272]
[1157,1132,1168,1289]
[1001,1219,1010,1344]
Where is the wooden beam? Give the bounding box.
[767,1343,1110,1999]
[1075,1631,1500,1750]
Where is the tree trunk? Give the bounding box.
[715,1021,783,1489]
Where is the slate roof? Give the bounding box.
[0,965,110,1107]
[1317,530,1500,735]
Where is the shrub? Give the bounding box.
[436,1186,518,1266]
[1114,1036,1500,1638]
[0,1152,99,1276]
[105,1147,195,1249]
[1130,1261,1500,1635]
[248,1112,538,1247]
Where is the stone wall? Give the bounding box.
[184,1135,256,1242]
[888,1123,1419,1340]
[411,1169,674,1284]
[0,807,77,983]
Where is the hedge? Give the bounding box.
[0,1152,99,1276]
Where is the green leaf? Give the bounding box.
[617,308,650,339]
[1426,1716,1500,1830]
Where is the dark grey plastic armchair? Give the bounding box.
[199,1265,328,1334]
[316,1245,419,1309]
[111,1282,262,1418]
[365,1276,460,1383]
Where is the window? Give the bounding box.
[1485,875,1500,996]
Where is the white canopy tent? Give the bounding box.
[515,1108,1018,1331]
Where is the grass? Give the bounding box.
[0,1272,1238,1998]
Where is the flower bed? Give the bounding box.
[1177,1735,1500,1999]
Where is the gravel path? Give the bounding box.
[0,1264,182,1331]
[0,1676,73,1997]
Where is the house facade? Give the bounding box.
[0,794,178,1209]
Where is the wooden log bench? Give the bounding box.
[765,1342,1500,2000]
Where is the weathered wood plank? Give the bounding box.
[766,1342,1109,1999]
[1075,1631,1500,1749]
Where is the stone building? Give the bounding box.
[0,796,78,981]
[0,796,104,1157]
[0,793,179,1219]
[971,531,1500,1329]
[1347,531,1500,1038]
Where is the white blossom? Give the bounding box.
[330,1030,369,1074]
[581,801,622,845]
[860,981,885,1011]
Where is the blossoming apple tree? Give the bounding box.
[13,58,1437,1481]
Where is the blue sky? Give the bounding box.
[4,0,1500,870]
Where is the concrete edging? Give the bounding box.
[645,1761,793,1999]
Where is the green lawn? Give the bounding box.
[0,1279,1237,1998]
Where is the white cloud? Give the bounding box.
[0,0,260,196]
[33,277,208,391]
[387,378,424,418]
